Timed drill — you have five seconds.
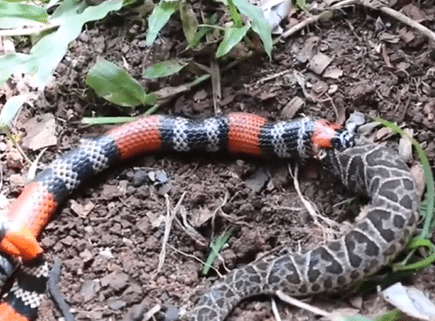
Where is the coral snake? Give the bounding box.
[0,113,355,320]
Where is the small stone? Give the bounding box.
[81,279,100,302]
[6,151,24,170]
[349,296,363,309]
[61,235,74,246]
[244,168,269,192]
[132,170,148,187]
[8,174,25,192]
[164,303,180,321]
[137,217,151,234]
[108,297,126,310]
[101,272,129,291]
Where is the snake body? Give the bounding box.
[0,113,418,321]
[190,143,419,320]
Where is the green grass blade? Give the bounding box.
[81,117,135,125]
[202,228,236,276]
[394,238,435,271]
[375,310,400,321]
[374,117,434,239]
[189,13,218,48]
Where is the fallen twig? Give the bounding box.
[167,243,223,278]
[362,0,435,43]
[280,0,435,44]
[289,164,339,241]
[279,0,435,44]
[276,290,331,317]
[279,0,358,40]
[153,192,186,278]
[143,304,161,321]
[271,297,283,321]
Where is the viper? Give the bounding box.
[0,113,419,321]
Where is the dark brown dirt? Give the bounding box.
[1,2,435,321]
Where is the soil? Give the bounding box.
[1,2,435,321]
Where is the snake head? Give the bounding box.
[331,129,355,150]
[0,219,43,261]
[311,120,355,152]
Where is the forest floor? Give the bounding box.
[1,1,435,321]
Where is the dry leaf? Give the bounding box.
[410,163,425,198]
[261,0,292,34]
[281,96,305,118]
[307,53,333,75]
[70,200,95,218]
[21,114,57,151]
[324,67,343,79]
[382,283,435,320]
[398,128,413,163]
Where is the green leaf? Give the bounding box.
[296,0,306,10]
[227,0,243,27]
[0,95,26,128]
[179,1,198,45]
[232,0,273,57]
[216,25,249,58]
[0,2,49,28]
[0,0,123,88]
[50,0,87,21]
[143,59,190,79]
[86,59,148,107]
[0,53,34,85]
[146,0,179,45]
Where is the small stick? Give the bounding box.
[276,290,331,318]
[153,192,186,278]
[363,0,435,43]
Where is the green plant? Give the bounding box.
[0,0,123,88]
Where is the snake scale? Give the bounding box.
[0,113,419,321]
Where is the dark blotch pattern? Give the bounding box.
[269,256,301,285]
[366,209,395,242]
[393,215,405,229]
[345,231,380,268]
[399,195,414,210]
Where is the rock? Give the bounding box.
[81,279,100,302]
[107,297,126,310]
[101,272,129,291]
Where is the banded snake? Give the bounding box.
[0,113,419,321]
